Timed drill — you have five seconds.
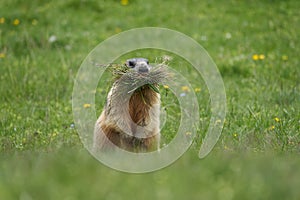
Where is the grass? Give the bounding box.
[0,0,299,199]
[1,150,300,200]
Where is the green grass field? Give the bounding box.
[0,0,299,199]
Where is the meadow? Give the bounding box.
[0,0,299,199]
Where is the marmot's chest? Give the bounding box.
[128,87,160,126]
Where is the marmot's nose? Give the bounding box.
[138,66,149,73]
[137,62,150,73]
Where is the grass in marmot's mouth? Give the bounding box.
[118,65,170,93]
[105,59,171,95]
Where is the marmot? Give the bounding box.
[93,58,168,152]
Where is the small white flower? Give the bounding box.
[48,35,57,43]
[225,32,232,39]
[180,93,186,97]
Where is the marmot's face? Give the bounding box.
[125,58,151,74]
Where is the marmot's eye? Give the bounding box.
[146,60,149,65]
[127,60,136,68]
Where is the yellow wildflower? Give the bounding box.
[185,132,192,136]
[282,55,288,61]
[252,54,259,61]
[120,0,129,6]
[13,19,20,26]
[0,17,5,24]
[115,27,122,33]
[233,133,238,137]
[194,87,201,92]
[83,103,91,108]
[259,54,265,60]
[274,117,280,122]
[215,119,222,124]
[181,86,190,92]
[163,85,169,89]
[0,53,5,58]
[269,125,275,130]
[32,19,38,26]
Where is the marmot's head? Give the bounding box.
[125,58,151,74]
[110,57,169,97]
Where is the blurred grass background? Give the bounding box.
[0,0,299,199]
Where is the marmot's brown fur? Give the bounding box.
[93,58,162,152]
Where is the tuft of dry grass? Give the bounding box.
[108,59,172,95]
